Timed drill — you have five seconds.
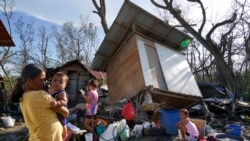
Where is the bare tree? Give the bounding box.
[92,0,109,34]
[80,18,99,65]
[52,16,99,65]
[151,0,238,90]
[0,0,16,90]
[231,0,250,100]
[52,25,67,64]
[35,26,52,69]
[14,17,35,71]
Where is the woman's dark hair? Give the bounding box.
[88,79,99,88]
[10,64,44,102]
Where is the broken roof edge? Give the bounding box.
[122,0,192,40]
[91,0,192,71]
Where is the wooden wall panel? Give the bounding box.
[107,35,145,103]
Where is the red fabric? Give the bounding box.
[198,137,208,141]
[121,102,136,120]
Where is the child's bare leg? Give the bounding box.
[84,118,98,141]
[62,126,68,140]
[179,124,187,141]
[84,118,95,133]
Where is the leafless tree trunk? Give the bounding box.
[52,25,67,64]
[14,17,35,71]
[0,0,15,90]
[36,26,51,69]
[151,0,237,89]
[52,16,99,65]
[92,0,109,34]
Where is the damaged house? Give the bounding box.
[91,1,204,110]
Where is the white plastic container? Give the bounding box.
[85,133,93,141]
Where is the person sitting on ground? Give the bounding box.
[49,72,69,140]
[177,109,199,141]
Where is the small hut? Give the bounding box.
[92,1,202,109]
[47,60,106,105]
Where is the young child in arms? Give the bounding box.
[49,72,69,139]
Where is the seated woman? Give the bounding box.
[177,109,199,141]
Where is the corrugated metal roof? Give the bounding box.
[91,1,191,71]
[89,70,107,80]
[0,20,15,47]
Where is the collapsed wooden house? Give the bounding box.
[92,1,203,109]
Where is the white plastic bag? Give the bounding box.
[132,124,143,134]
[99,123,118,141]
[1,116,15,127]
[117,119,130,141]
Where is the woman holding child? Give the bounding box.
[10,64,69,141]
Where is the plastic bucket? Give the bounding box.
[226,124,242,136]
[121,102,136,120]
[160,109,180,135]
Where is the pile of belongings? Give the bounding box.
[95,119,130,141]
[140,92,160,111]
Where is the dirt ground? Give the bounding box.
[0,123,28,141]
[1,117,250,141]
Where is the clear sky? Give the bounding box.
[0,0,232,75]
[14,0,154,27]
[14,0,231,33]
[6,0,232,51]
[13,0,157,41]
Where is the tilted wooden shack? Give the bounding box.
[92,1,202,109]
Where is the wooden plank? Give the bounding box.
[107,35,145,103]
[150,88,201,109]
